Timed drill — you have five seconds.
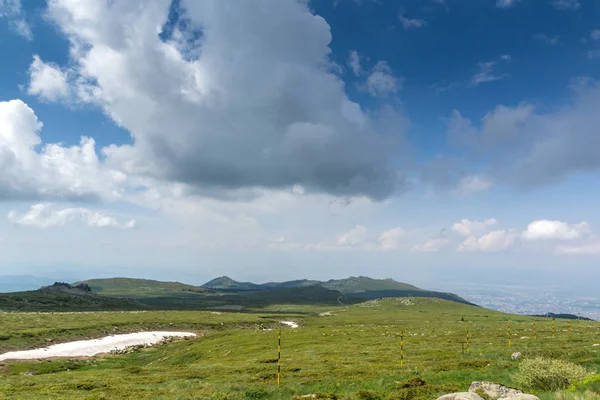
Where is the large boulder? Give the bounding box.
[498,395,540,400]
[469,381,522,399]
[437,393,484,400]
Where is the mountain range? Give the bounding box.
[0,275,475,312]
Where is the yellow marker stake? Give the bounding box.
[466,327,470,353]
[568,320,571,334]
[552,319,555,338]
[533,322,537,341]
[277,330,281,386]
[400,330,404,369]
[507,322,511,347]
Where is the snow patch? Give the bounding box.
[280,321,299,328]
[0,331,196,361]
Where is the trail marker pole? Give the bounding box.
[277,330,281,386]
[552,318,555,338]
[533,322,537,341]
[400,330,404,369]
[466,327,470,353]
[507,322,511,347]
[568,320,571,334]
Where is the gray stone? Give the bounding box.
[469,381,522,399]
[498,395,540,400]
[511,352,522,360]
[437,393,484,400]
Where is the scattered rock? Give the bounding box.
[469,382,522,399]
[498,395,540,400]
[519,336,529,340]
[511,352,522,360]
[19,371,36,376]
[593,344,599,347]
[437,393,484,400]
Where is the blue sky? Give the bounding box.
[0,0,599,289]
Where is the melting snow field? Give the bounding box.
[280,321,299,328]
[0,332,196,361]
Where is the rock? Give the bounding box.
[593,344,599,347]
[511,352,522,360]
[19,371,36,376]
[498,395,540,400]
[437,393,484,400]
[469,382,522,399]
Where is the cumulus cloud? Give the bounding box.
[0,99,127,201]
[399,15,427,30]
[591,30,600,41]
[555,242,600,254]
[446,79,600,188]
[0,0,32,40]
[411,238,449,253]
[365,61,402,97]
[553,0,580,10]
[8,203,136,229]
[496,0,521,8]
[522,220,590,241]
[37,0,406,201]
[455,175,494,195]
[470,61,509,86]
[531,34,560,46]
[337,225,367,246]
[457,229,518,252]
[452,218,497,237]
[378,227,405,250]
[348,50,363,76]
[27,56,71,102]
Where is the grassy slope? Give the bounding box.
[76,278,207,298]
[1,298,599,399]
[321,276,422,293]
[0,290,145,312]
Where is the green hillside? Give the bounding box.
[320,276,422,293]
[201,276,261,290]
[75,278,207,298]
[1,298,598,399]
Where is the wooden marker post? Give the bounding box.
[277,330,281,386]
[568,320,571,334]
[552,318,555,338]
[400,330,405,369]
[507,322,511,347]
[533,322,537,341]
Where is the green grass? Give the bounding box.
[0,298,598,399]
[76,278,208,298]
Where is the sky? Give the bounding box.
[0,0,599,290]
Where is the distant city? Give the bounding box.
[433,283,600,321]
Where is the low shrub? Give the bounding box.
[513,356,589,391]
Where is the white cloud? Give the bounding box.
[553,0,580,10]
[470,61,509,86]
[399,15,427,30]
[496,0,521,8]
[500,54,512,62]
[452,218,497,237]
[0,99,128,201]
[378,227,405,250]
[588,50,600,60]
[591,30,600,41]
[39,0,405,201]
[532,34,560,46]
[8,203,136,229]
[555,242,600,254]
[27,56,70,102]
[366,61,402,97]
[348,50,363,76]
[522,220,590,241]
[337,225,367,246]
[458,230,518,252]
[455,175,494,195]
[411,238,449,253]
[0,0,32,40]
